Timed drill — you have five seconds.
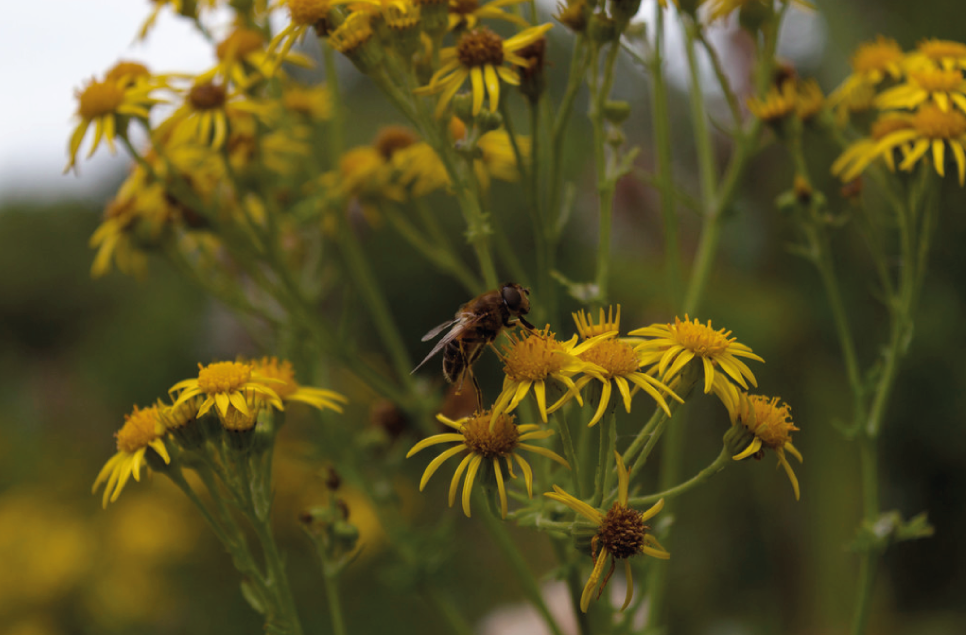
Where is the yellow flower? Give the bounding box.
[545,452,668,613]
[833,104,966,185]
[201,26,313,89]
[170,361,284,420]
[830,114,914,182]
[406,410,569,517]
[630,315,764,416]
[747,80,798,123]
[876,65,966,113]
[93,405,171,508]
[492,326,608,423]
[65,70,163,172]
[731,394,803,500]
[159,81,274,149]
[271,0,352,62]
[554,0,587,33]
[283,83,333,120]
[328,11,376,56]
[138,0,219,40]
[795,79,825,121]
[414,23,553,118]
[558,306,682,427]
[449,116,528,188]
[908,38,966,72]
[829,36,905,122]
[704,0,815,23]
[447,0,530,31]
[391,141,451,196]
[250,357,349,412]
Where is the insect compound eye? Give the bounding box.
[501,284,523,311]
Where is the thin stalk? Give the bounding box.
[383,204,482,294]
[551,536,592,635]
[422,585,475,635]
[549,38,589,235]
[651,3,684,306]
[628,447,730,506]
[323,43,345,163]
[554,409,583,497]
[337,221,415,385]
[251,515,306,635]
[589,41,621,303]
[591,411,615,508]
[478,501,566,635]
[321,562,349,635]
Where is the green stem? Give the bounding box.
[591,411,615,508]
[551,537,592,635]
[422,585,475,635]
[850,436,880,635]
[550,38,589,237]
[251,515,305,635]
[337,221,415,385]
[321,562,349,635]
[383,204,482,294]
[323,43,345,164]
[589,41,621,304]
[684,20,719,212]
[650,4,684,308]
[628,447,730,506]
[554,409,583,498]
[478,500,566,635]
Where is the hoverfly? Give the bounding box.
[412,283,535,409]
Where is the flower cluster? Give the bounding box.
[93,358,346,505]
[831,37,966,185]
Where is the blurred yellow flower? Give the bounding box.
[447,0,530,31]
[170,361,284,420]
[833,104,966,185]
[92,405,171,507]
[251,356,348,412]
[876,65,966,113]
[414,24,553,117]
[65,71,162,173]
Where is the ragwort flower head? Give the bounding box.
[493,326,607,423]
[910,38,966,71]
[414,23,553,118]
[159,80,274,150]
[876,65,966,114]
[559,306,682,427]
[630,315,764,416]
[732,394,803,500]
[545,452,668,613]
[406,410,569,517]
[170,361,284,424]
[251,356,349,412]
[447,0,530,32]
[204,26,313,88]
[833,104,966,186]
[66,69,163,173]
[828,35,905,122]
[93,405,171,508]
[271,0,352,62]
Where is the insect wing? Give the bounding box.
[421,318,460,342]
[412,313,484,374]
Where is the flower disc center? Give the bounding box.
[116,405,162,453]
[457,28,505,67]
[912,104,966,139]
[501,330,567,381]
[289,0,331,25]
[78,80,125,119]
[599,502,647,560]
[189,83,227,110]
[579,340,639,378]
[461,411,519,457]
[197,361,252,394]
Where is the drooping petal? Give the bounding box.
[419,444,467,490]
